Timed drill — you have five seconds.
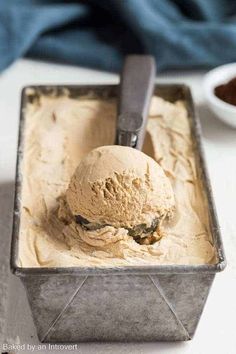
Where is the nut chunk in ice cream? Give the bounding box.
[66,145,175,240]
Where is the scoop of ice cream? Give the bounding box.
[66,145,175,231]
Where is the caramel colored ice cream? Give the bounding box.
[18,90,216,267]
[66,145,175,235]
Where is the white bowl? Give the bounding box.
[203,63,236,128]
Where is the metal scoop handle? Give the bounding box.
[115,55,156,150]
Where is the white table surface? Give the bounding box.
[0,59,236,354]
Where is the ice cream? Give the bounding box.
[18,90,216,267]
[66,145,175,243]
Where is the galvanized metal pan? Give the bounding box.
[10,84,226,342]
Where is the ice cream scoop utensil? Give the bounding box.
[115,55,156,150]
[73,57,159,239]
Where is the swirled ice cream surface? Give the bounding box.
[18,91,216,267]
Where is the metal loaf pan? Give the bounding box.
[11,84,226,342]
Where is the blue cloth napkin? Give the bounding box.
[1,0,236,72]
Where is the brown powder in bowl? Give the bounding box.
[214,77,236,106]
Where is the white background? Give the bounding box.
[0,59,236,354]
